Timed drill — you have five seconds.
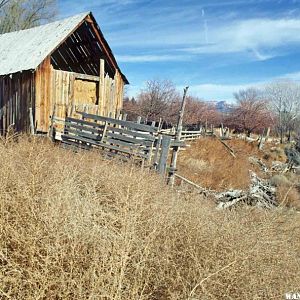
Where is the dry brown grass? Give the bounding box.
[272,173,300,209]
[1,137,300,299]
[263,145,287,162]
[177,137,291,191]
[178,138,269,190]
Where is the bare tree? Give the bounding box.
[228,88,273,136]
[122,97,139,120]
[137,80,179,122]
[0,0,9,9]
[265,80,300,143]
[123,81,222,126]
[183,96,221,127]
[0,0,57,34]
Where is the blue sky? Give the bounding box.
[59,0,300,101]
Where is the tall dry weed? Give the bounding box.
[0,136,299,299]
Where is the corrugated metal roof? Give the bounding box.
[0,12,89,76]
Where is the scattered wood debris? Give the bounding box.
[271,161,289,173]
[248,156,269,172]
[176,171,278,210]
[216,171,277,210]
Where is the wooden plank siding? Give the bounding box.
[0,66,125,135]
[35,56,52,132]
[0,71,34,134]
[48,68,124,132]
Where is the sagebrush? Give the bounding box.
[0,137,299,299]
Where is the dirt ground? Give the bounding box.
[177,137,287,191]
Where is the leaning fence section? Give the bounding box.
[53,111,175,177]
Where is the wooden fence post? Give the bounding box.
[157,135,171,177]
[153,134,162,168]
[168,86,189,186]
[158,118,163,131]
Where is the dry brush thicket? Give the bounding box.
[0,137,300,299]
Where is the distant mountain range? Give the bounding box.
[206,100,234,113]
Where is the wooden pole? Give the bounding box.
[99,59,105,116]
[265,127,270,142]
[168,86,189,186]
[29,107,35,135]
[49,103,56,141]
[158,118,163,131]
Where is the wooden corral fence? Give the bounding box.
[57,111,174,176]
[160,128,214,141]
[181,130,203,141]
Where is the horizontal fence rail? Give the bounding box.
[61,112,158,160]
[160,128,213,141]
[52,111,186,177]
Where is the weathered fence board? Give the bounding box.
[77,111,159,133]
[157,135,172,176]
[61,112,158,163]
[57,111,187,178]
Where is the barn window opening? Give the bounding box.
[50,21,115,79]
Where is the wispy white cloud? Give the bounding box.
[128,81,267,102]
[59,0,138,18]
[188,83,254,101]
[61,0,300,63]
[116,54,190,63]
[183,69,300,101]
[110,16,300,63]
[202,9,209,44]
[281,71,300,80]
[251,49,275,61]
[181,18,300,57]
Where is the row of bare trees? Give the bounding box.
[123,80,220,127]
[0,0,57,34]
[123,79,300,141]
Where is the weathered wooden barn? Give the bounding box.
[0,12,128,134]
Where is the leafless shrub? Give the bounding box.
[0,137,299,299]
